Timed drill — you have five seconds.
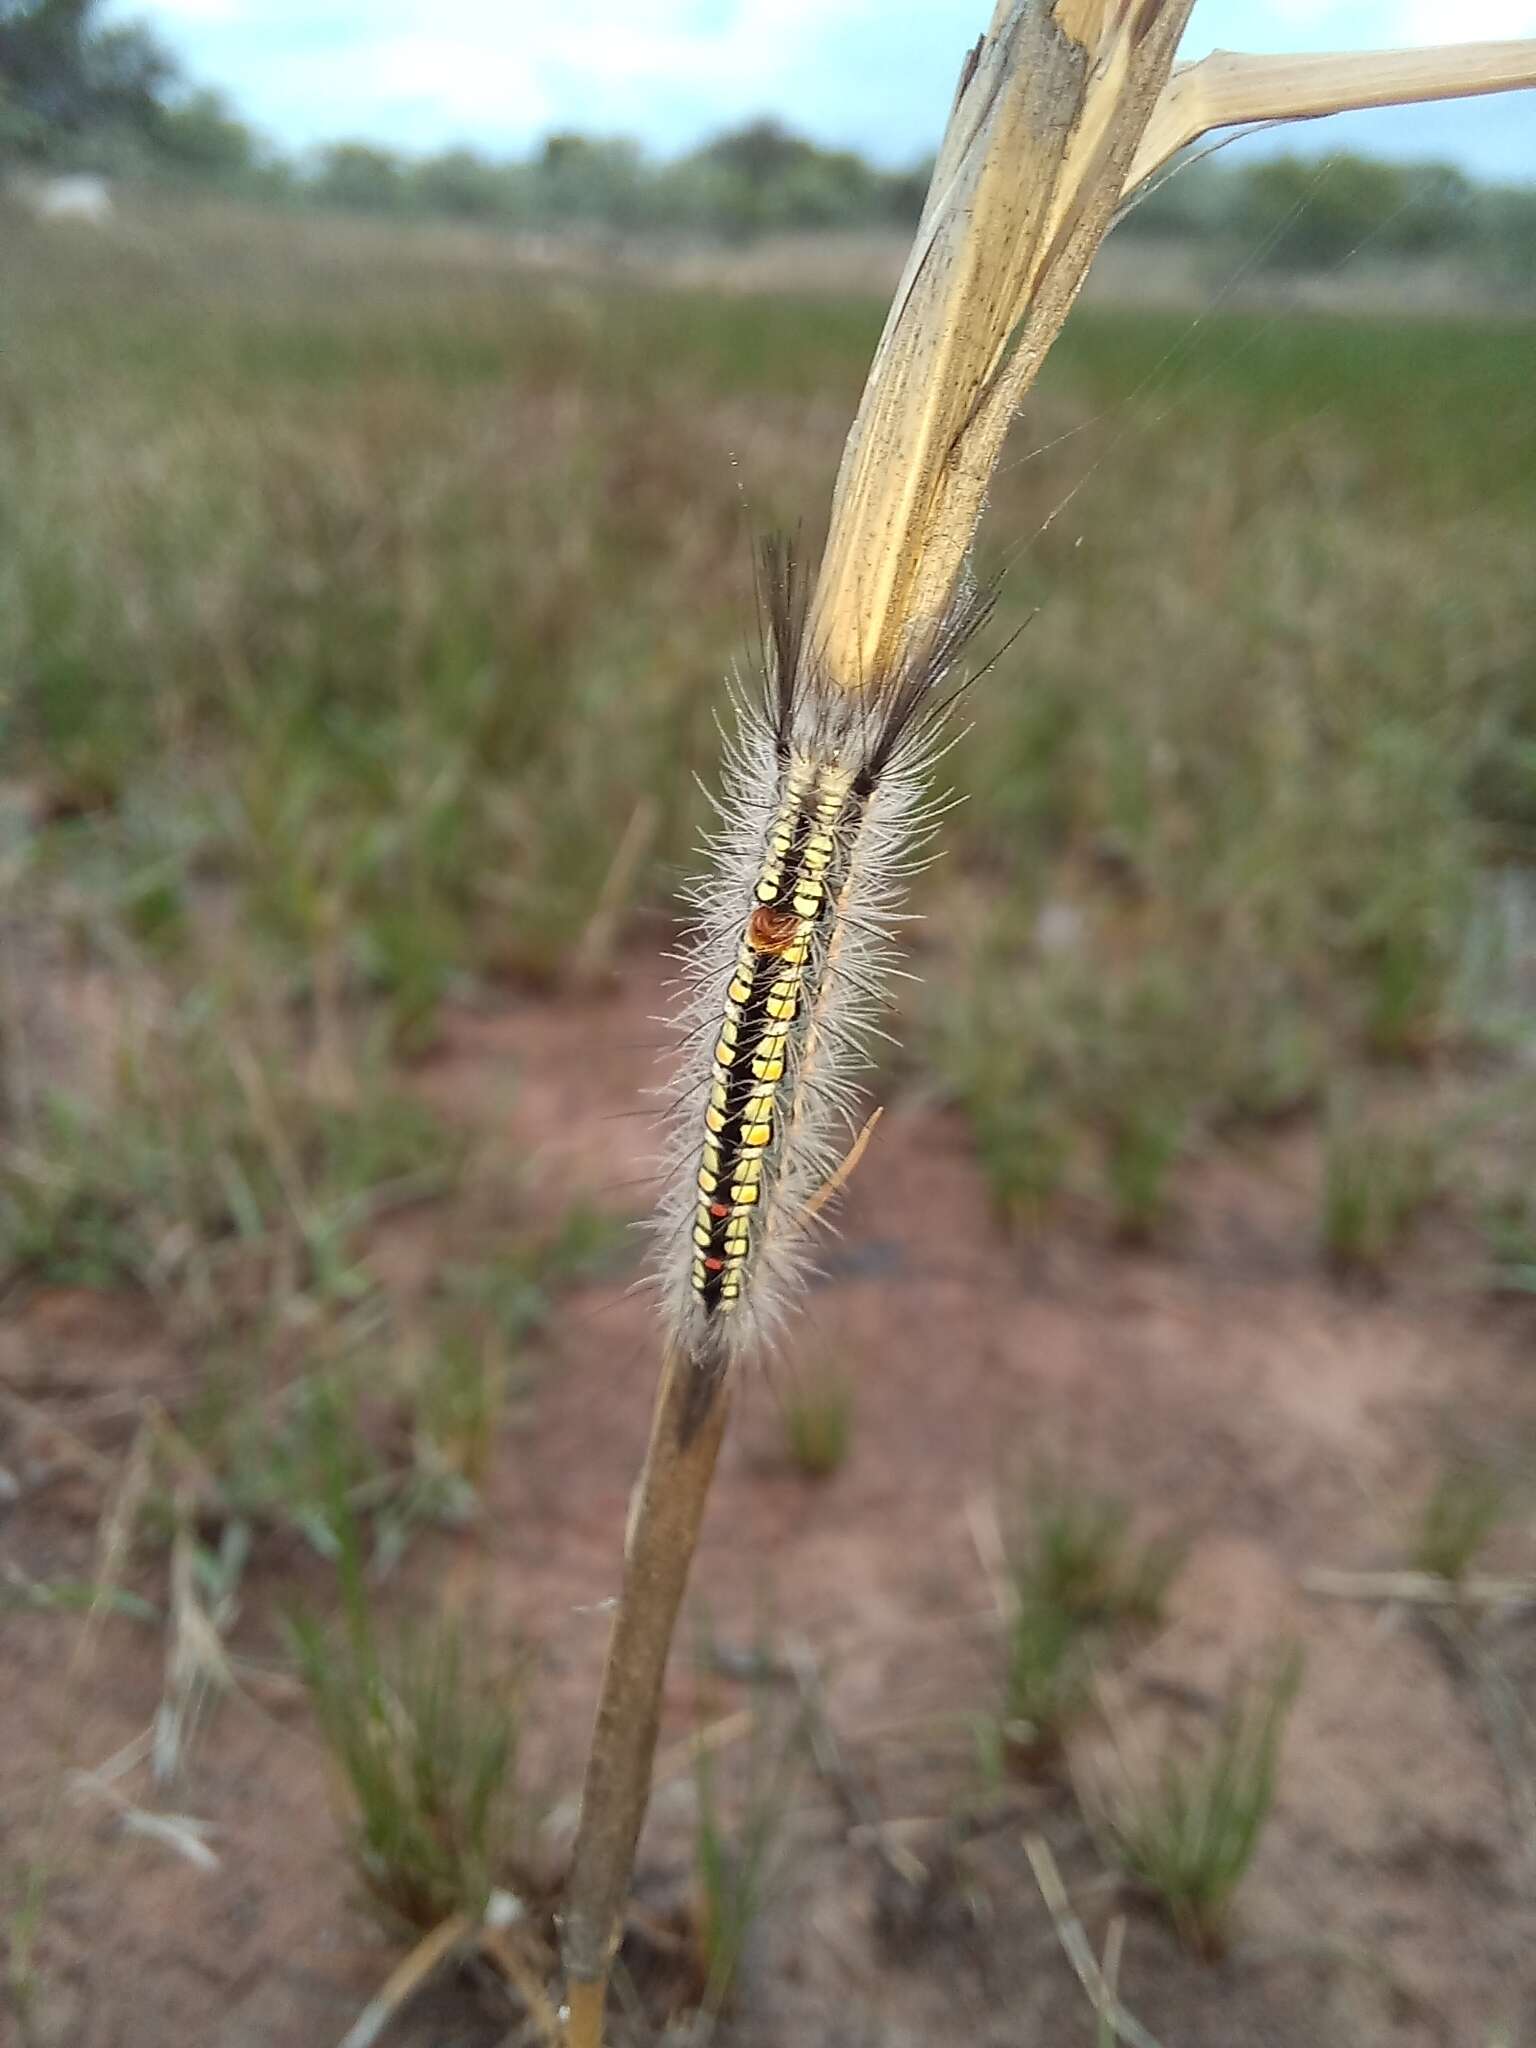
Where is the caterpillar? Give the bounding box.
[656,537,993,1391]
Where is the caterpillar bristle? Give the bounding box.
[756,532,810,756]
[653,537,992,1363]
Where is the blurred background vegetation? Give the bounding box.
[5,182,1533,1313]
[4,0,1535,288]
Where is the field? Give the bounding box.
[2,194,1535,2047]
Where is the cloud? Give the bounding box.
[1392,0,1536,36]
[133,0,1536,178]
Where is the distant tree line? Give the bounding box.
[1119,149,1536,286]
[4,0,1533,284]
[293,127,935,240]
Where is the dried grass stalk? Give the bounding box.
[1125,40,1536,197]
[560,1346,732,2032]
[808,0,1198,698]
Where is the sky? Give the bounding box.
[129,0,1536,182]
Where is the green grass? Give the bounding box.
[168,1195,630,1570]
[0,994,461,1307]
[1011,1480,1186,1631]
[927,292,1533,1232]
[11,208,1532,1048]
[291,1542,531,1931]
[1411,1458,1509,1583]
[1483,1187,1536,1294]
[195,1357,470,1572]
[413,1326,506,1491]
[1046,307,1536,504]
[4,190,1533,1593]
[779,1364,855,1478]
[1107,1649,1303,1958]
[995,1475,1185,1769]
[1319,1099,1436,1276]
[997,1596,1096,1769]
[438,1203,635,1341]
[688,1625,809,2014]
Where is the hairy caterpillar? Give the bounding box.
[655,537,993,1387]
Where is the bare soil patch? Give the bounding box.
[4,959,1534,2046]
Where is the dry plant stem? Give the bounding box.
[7,1411,158,2018]
[479,1926,567,2047]
[1025,1833,1166,2048]
[800,1105,883,1224]
[572,796,659,987]
[561,1343,732,2044]
[335,1912,473,2048]
[1124,40,1536,195]
[1453,1625,1536,1879]
[650,1707,757,1789]
[808,0,1198,695]
[1302,1567,1536,1609]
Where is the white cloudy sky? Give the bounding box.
[132,0,1536,180]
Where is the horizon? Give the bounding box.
[124,2,1536,186]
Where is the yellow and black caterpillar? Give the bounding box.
[658,537,991,1372]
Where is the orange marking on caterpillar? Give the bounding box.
[746,905,802,956]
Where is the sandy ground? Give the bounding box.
[4,958,1535,2047]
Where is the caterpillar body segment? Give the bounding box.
[658,537,992,1368]
[689,758,858,1320]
